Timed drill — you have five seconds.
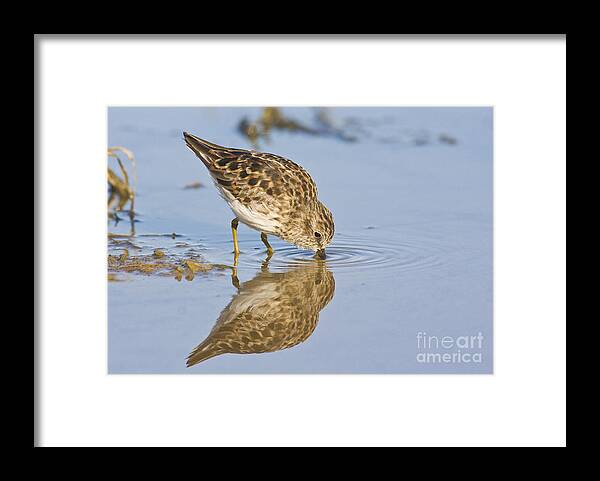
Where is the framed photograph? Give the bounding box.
[35,35,566,447]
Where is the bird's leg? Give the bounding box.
[261,232,274,257]
[231,218,240,264]
[230,266,240,289]
[260,253,272,272]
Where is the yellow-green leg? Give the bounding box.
[261,232,274,257]
[231,218,240,265]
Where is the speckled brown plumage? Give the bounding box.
[184,132,334,253]
[186,263,335,367]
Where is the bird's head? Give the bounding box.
[283,200,334,257]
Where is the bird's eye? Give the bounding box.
[314,232,322,238]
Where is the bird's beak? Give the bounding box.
[315,249,326,259]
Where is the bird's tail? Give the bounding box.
[185,339,227,368]
[183,132,229,168]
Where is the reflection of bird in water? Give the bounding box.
[186,262,335,367]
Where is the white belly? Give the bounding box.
[229,198,279,234]
[216,184,279,234]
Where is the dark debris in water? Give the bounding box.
[238,107,460,149]
[138,232,183,239]
[238,107,357,148]
[183,181,204,190]
[107,147,136,229]
[109,238,142,250]
[108,146,138,238]
[438,133,458,145]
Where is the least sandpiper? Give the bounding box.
[183,132,334,260]
[186,262,335,367]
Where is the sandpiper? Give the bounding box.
[183,132,334,261]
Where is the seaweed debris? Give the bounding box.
[238,107,459,148]
[238,107,355,148]
[108,250,229,282]
[107,146,137,234]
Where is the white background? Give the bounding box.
[37,36,566,447]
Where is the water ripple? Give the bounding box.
[232,232,457,277]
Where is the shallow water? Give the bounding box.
[108,107,492,373]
